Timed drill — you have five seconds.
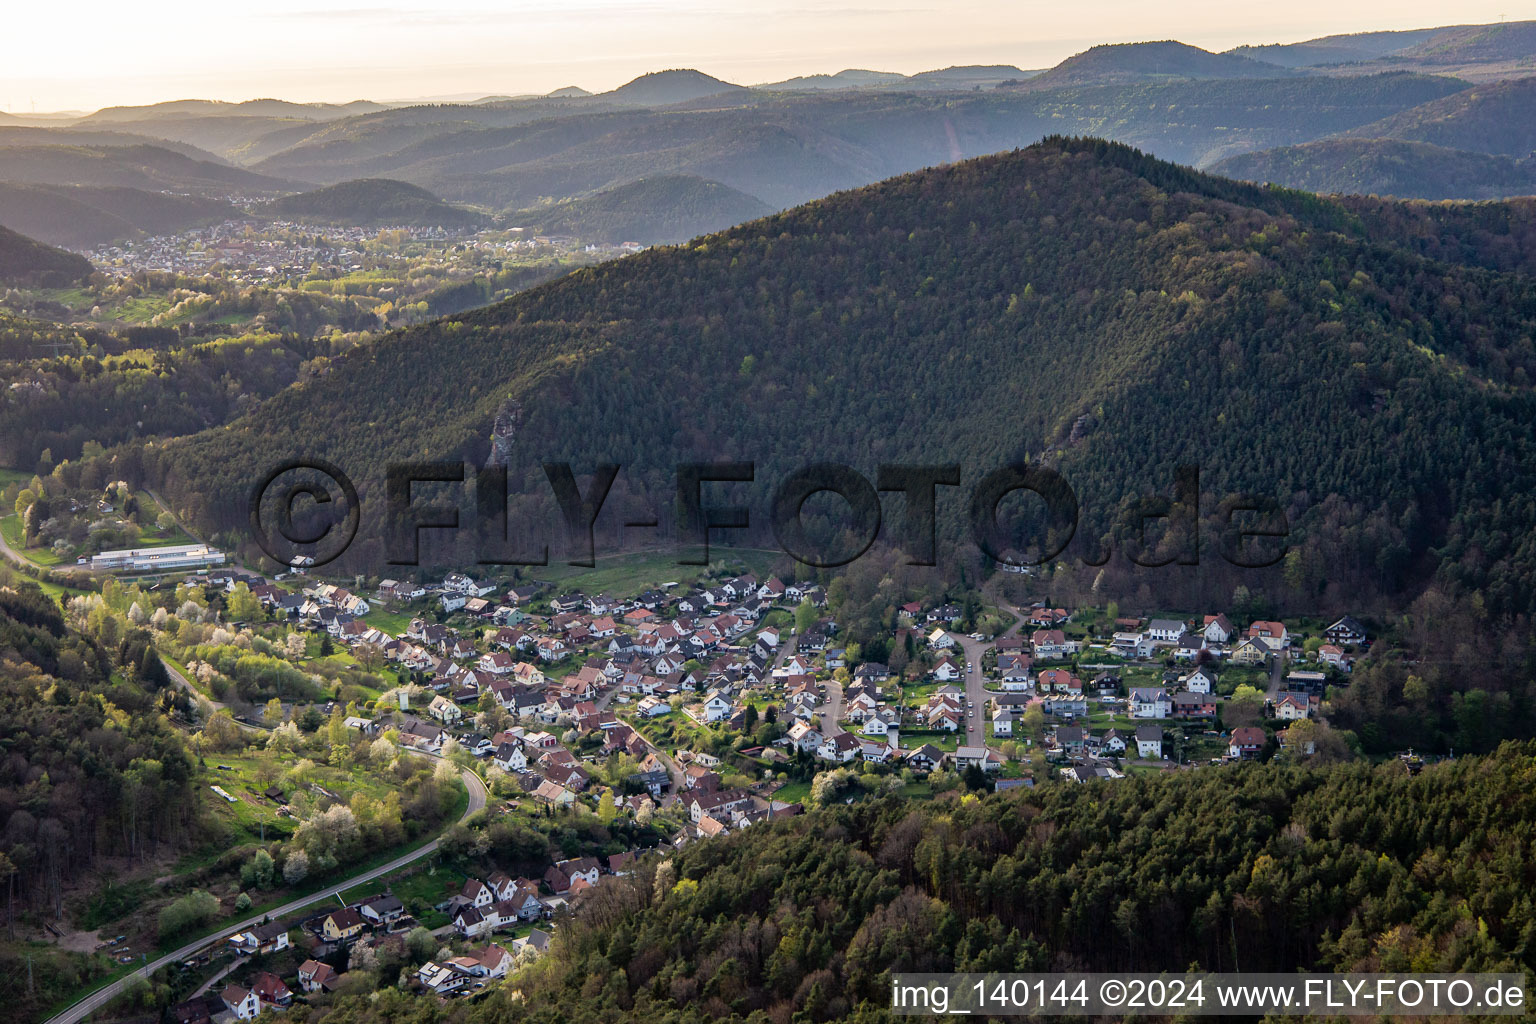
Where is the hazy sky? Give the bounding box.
[3,1,1527,112]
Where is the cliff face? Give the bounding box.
[487,398,522,467]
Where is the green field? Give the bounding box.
[773,780,811,804]
[0,513,67,565]
[363,606,418,636]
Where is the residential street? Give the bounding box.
[950,603,1027,745]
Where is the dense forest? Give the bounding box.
[1212,138,1536,200]
[272,744,1536,1024]
[143,138,1536,622]
[0,572,196,920]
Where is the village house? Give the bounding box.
[1274,692,1312,720]
[1324,616,1367,645]
[250,972,292,1008]
[1135,724,1164,758]
[1181,666,1217,693]
[1111,632,1155,659]
[220,984,261,1021]
[1230,635,1272,665]
[1172,691,1217,718]
[321,907,367,944]
[298,959,340,993]
[1202,613,1234,644]
[359,893,405,928]
[950,745,1005,772]
[1229,726,1268,759]
[1247,620,1289,648]
[904,744,944,772]
[1031,629,1072,659]
[1129,687,1171,719]
[229,920,290,956]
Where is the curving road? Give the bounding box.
[43,764,487,1024]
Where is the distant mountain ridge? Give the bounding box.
[1213,77,1536,200]
[1020,41,1296,89]
[1228,20,1536,80]
[80,97,386,123]
[603,70,748,106]
[237,73,1466,212]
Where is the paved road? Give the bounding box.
[950,605,1028,745]
[819,677,844,738]
[1265,648,1288,699]
[44,766,487,1024]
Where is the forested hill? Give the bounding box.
[0,223,93,285]
[1211,138,1536,199]
[509,176,773,243]
[145,137,1536,614]
[296,744,1536,1024]
[267,178,488,229]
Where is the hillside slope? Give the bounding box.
[0,182,236,247]
[1211,138,1536,199]
[1338,77,1536,158]
[508,176,772,243]
[266,178,486,228]
[147,138,1536,613]
[0,222,94,284]
[0,142,300,193]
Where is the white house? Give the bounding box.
[1135,724,1163,758]
[1202,614,1234,644]
[429,694,463,725]
[1181,666,1217,694]
[817,730,860,763]
[928,627,954,649]
[1146,619,1185,642]
[493,742,527,772]
[699,691,733,723]
[221,985,261,1021]
[1129,687,1170,719]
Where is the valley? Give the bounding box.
[3,12,1536,1024]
